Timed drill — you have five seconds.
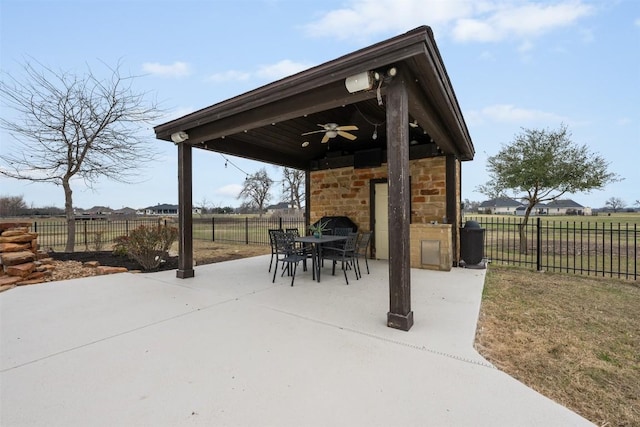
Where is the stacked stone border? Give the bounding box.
[0,222,128,292]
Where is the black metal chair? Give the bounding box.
[354,231,372,279]
[321,232,359,284]
[268,228,283,272]
[272,231,308,286]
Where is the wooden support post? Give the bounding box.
[385,72,413,331]
[446,154,459,266]
[177,142,194,279]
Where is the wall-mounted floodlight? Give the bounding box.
[171,131,189,143]
[345,71,374,93]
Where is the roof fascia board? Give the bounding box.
[155,29,431,139]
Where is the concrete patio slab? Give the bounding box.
[1,255,593,426]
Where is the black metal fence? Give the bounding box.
[31,218,172,251]
[24,215,638,280]
[194,216,306,245]
[27,216,305,251]
[465,216,638,281]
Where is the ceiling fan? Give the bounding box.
[301,123,359,144]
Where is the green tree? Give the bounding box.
[478,124,620,253]
[0,60,162,251]
[238,168,273,217]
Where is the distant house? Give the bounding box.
[514,204,548,216]
[546,199,591,216]
[266,202,302,216]
[144,204,179,216]
[112,207,137,216]
[85,206,113,215]
[478,197,521,215]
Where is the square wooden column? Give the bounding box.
[386,72,413,331]
[177,142,194,279]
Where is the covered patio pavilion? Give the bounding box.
[154,26,475,331]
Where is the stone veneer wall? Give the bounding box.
[310,157,447,228]
[309,157,456,270]
[0,222,53,288]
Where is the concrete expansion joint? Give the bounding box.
[266,307,496,369]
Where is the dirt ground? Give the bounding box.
[47,241,270,282]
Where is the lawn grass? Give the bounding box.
[475,265,640,426]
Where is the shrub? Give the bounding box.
[112,235,129,257]
[116,225,178,270]
[91,229,106,251]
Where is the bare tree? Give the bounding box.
[282,167,305,211]
[0,60,162,251]
[478,125,620,254]
[605,197,625,213]
[238,168,273,216]
[0,195,27,217]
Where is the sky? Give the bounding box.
[1,0,638,211]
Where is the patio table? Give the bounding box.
[294,235,348,282]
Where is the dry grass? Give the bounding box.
[475,265,640,426]
[189,240,271,265]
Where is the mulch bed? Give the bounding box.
[48,251,179,272]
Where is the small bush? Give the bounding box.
[112,235,129,257]
[116,225,178,270]
[91,229,106,251]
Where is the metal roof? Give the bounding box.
[154,26,474,170]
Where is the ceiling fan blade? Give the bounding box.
[301,130,325,136]
[336,125,358,131]
[338,131,357,140]
[321,133,330,143]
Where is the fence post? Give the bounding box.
[279,217,282,230]
[212,217,215,242]
[83,221,88,250]
[34,221,37,233]
[536,217,542,271]
[245,217,249,245]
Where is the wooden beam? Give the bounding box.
[385,70,413,331]
[446,154,459,267]
[177,142,194,279]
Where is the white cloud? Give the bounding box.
[303,0,593,46]
[454,2,594,42]
[142,61,191,78]
[468,104,567,124]
[303,0,473,41]
[206,70,251,83]
[215,184,243,198]
[208,60,313,84]
[256,60,315,80]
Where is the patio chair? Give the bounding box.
[268,228,283,272]
[354,231,372,279]
[272,231,308,286]
[321,232,359,285]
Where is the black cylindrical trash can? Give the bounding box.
[460,220,485,265]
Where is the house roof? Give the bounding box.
[546,199,584,208]
[153,26,474,171]
[479,197,522,208]
[145,204,178,210]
